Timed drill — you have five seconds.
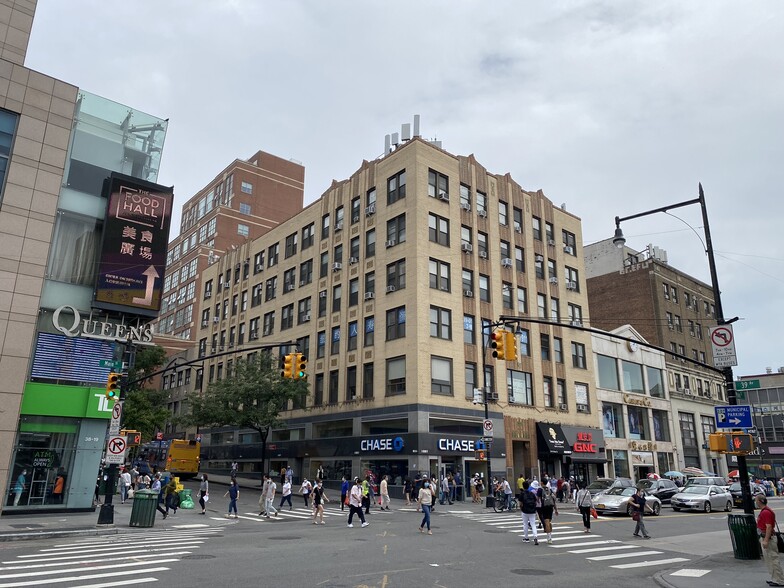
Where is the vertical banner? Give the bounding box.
[93,173,174,317]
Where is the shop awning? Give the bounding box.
[537,422,571,455]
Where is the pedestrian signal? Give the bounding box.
[281,354,294,379]
[294,353,308,380]
[491,330,506,360]
[105,372,120,399]
[475,450,486,461]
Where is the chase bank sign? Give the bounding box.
[360,436,405,452]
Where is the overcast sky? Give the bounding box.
[26,1,783,378]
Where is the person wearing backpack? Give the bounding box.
[520,480,539,545]
[539,484,559,543]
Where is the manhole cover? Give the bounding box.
[181,555,216,560]
[268,536,301,541]
[9,524,44,529]
[511,569,553,576]
[483,529,509,534]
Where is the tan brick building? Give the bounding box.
[193,136,604,486]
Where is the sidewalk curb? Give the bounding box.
[653,554,711,588]
[0,527,120,543]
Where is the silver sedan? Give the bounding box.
[594,487,662,516]
[670,484,733,513]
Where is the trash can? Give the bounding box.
[486,495,494,508]
[129,490,158,528]
[727,513,761,560]
[178,489,194,509]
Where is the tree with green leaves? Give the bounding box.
[186,352,308,481]
[121,345,171,441]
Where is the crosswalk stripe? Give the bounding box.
[0,552,192,571]
[9,545,201,564]
[0,566,171,588]
[58,533,218,548]
[0,558,180,580]
[610,557,690,569]
[567,545,637,554]
[26,540,204,556]
[552,540,620,549]
[587,551,663,561]
[61,577,158,588]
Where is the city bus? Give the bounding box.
[134,439,201,479]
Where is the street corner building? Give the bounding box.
[189,125,603,489]
[0,1,172,513]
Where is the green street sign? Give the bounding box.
[99,359,123,369]
[735,379,760,391]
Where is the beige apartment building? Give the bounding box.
[585,239,727,474]
[193,136,604,486]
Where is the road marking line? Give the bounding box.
[610,557,690,569]
[11,545,201,564]
[567,545,637,554]
[669,569,711,578]
[0,567,170,587]
[0,552,191,571]
[26,541,204,556]
[552,540,620,549]
[587,551,663,561]
[58,577,159,588]
[0,559,179,580]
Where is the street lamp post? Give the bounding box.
[612,183,754,515]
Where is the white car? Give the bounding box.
[670,484,733,513]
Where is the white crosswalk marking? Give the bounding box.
[587,550,663,561]
[610,557,690,569]
[567,545,637,554]
[0,528,221,588]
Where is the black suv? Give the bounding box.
[637,478,680,503]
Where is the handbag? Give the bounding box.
[590,507,598,519]
[632,511,640,522]
[127,488,135,499]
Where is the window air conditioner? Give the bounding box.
[303,314,311,321]
[213,317,220,324]
[385,240,396,248]
[349,257,359,265]
[386,285,396,293]
[364,292,375,300]
[570,320,582,327]
[535,254,544,262]
[464,290,473,298]
[224,282,230,288]
[335,222,343,231]
[204,291,212,299]
[352,215,360,223]
[477,210,487,218]
[319,291,327,298]
[438,192,449,201]
[461,243,473,253]
[501,258,513,268]
[300,279,307,287]
[548,239,556,246]
[365,204,376,216]
[549,277,558,284]
[576,405,588,413]
[478,251,488,259]
[563,246,574,255]
[201,320,208,327]
[249,332,258,340]
[285,283,294,292]
[566,281,577,290]
[559,403,568,411]
[332,262,343,271]
[460,202,471,212]
[514,223,522,233]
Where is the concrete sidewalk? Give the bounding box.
[654,552,771,588]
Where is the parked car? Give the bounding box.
[637,478,680,503]
[586,477,635,498]
[728,482,765,508]
[671,484,733,513]
[594,487,662,516]
[684,476,729,491]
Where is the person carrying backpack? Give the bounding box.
[539,484,558,543]
[520,480,539,545]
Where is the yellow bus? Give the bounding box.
[135,439,201,480]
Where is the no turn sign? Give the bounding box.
[483,419,494,437]
[105,435,127,465]
[709,325,738,368]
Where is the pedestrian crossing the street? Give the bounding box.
[449,510,690,571]
[0,527,222,588]
[210,504,379,524]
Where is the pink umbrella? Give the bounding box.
[647,473,661,480]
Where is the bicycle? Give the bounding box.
[493,493,518,512]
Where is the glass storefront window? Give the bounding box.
[5,416,78,508]
[657,452,673,475]
[602,402,625,438]
[309,460,352,482]
[361,418,408,435]
[647,366,664,397]
[611,449,630,478]
[361,459,409,486]
[627,406,649,440]
[622,360,644,393]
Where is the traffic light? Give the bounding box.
[105,372,120,399]
[730,433,754,454]
[121,430,141,446]
[504,330,518,360]
[294,353,308,380]
[708,432,728,452]
[475,450,486,461]
[491,330,506,360]
[281,354,294,379]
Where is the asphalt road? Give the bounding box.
[0,494,764,588]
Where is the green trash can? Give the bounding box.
[728,513,761,560]
[129,490,159,528]
[178,489,194,509]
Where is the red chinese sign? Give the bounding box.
[573,431,597,453]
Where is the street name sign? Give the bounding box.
[715,405,752,429]
[735,379,760,391]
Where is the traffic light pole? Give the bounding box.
[97,340,135,526]
[481,324,493,503]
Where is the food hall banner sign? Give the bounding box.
[94,173,174,317]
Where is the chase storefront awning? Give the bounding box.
[537,423,572,455]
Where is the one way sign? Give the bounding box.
[715,405,753,429]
